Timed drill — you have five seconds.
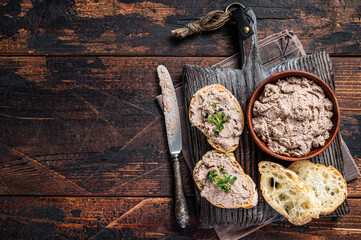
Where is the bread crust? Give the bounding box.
[288,160,348,215]
[189,84,244,153]
[258,161,321,225]
[193,150,257,209]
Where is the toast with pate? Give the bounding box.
[189,84,244,152]
[193,150,258,209]
[258,161,321,225]
[288,160,347,215]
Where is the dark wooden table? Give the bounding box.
[0,0,360,239]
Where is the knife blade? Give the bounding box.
[157,65,190,228]
[157,65,182,155]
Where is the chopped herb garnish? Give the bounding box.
[207,103,231,135]
[211,103,219,109]
[207,170,237,194]
[220,165,225,171]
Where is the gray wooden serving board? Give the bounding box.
[183,8,349,228]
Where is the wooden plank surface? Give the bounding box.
[1,0,361,238]
[0,197,215,240]
[0,0,360,56]
[0,197,361,240]
[1,56,360,197]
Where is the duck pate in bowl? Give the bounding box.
[247,70,340,161]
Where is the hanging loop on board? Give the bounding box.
[225,2,246,24]
[224,2,245,13]
[228,3,254,40]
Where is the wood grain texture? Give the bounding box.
[0,196,361,240]
[0,0,360,238]
[0,56,223,196]
[0,197,216,240]
[0,56,360,197]
[0,0,359,56]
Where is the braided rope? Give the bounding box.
[171,10,231,39]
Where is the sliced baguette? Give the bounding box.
[259,161,321,225]
[189,84,244,152]
[288,160,347,215]
[193,150,258,208]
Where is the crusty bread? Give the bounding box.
[258,161,321,225]
[193,150,258,209]
[189,84,244,153]
[288,160,347,215]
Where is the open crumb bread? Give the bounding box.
[259,161,321,225]
[289,160,347,215]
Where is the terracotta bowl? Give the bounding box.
[247,70,340,161]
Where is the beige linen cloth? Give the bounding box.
[156,30,360,239]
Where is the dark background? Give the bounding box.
[0,0,360,239]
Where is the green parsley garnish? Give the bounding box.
[206,103,231,135]
[220,165,225,171]
[207,170,237,194]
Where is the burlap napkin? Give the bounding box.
[156,30,360,239]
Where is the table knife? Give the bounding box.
[157,65,190,228]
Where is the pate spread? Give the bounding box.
[194,151,253,208]
[252,76,334,157]
[189,87,243,150]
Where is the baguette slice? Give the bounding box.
[259,161,321,225]
[193,150,258,208]
[189,84,244,152]
[288,160,347,215]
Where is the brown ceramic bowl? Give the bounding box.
[247,70,340,161]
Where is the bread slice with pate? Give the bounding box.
[258,161,321,225]
[189,84,244,152]
[288,160,347,215]
[193,150,258,209]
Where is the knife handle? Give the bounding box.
[171,154,190,228]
